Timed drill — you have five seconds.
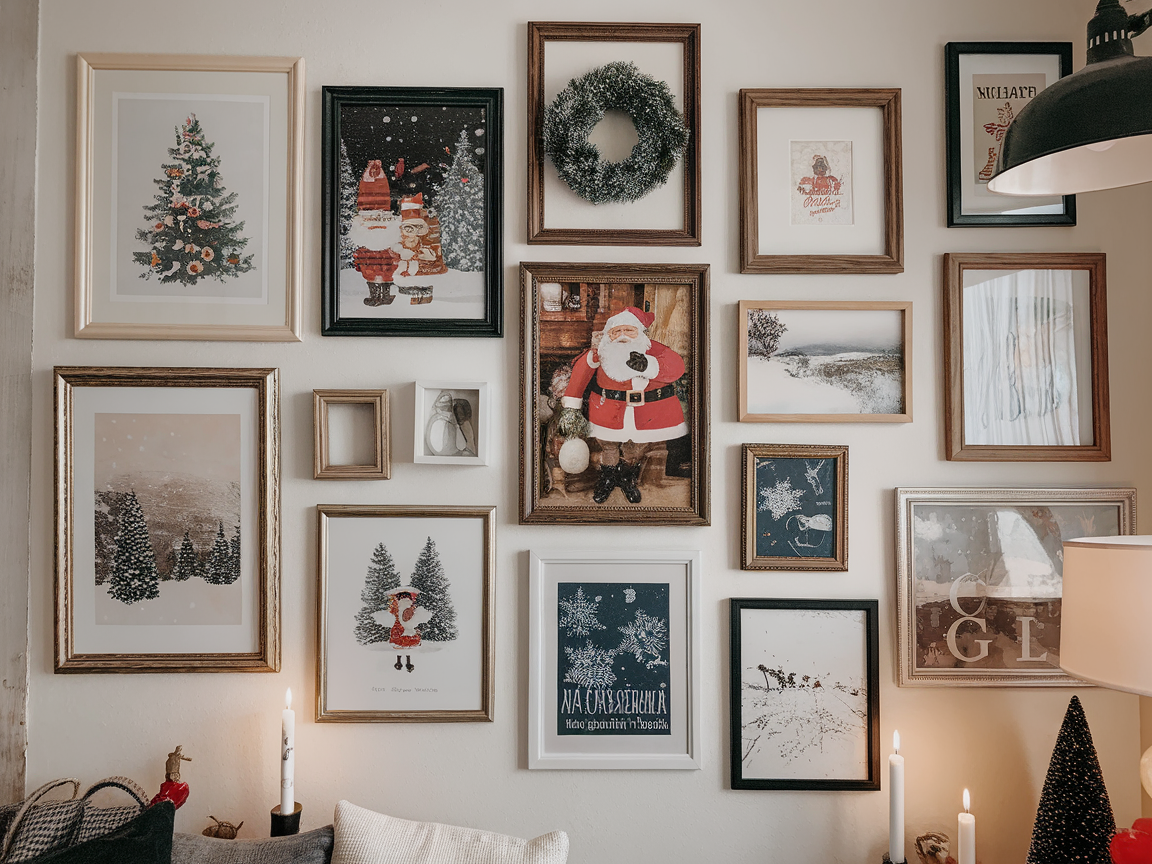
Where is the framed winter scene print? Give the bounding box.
[738,88,903,274]
[74,54,304,341]
[53,366,281,673]
[528,550,701,769]
[413,381,489,466]
[729,598,880,790]
[741,443,848,572]
[316,505,495,722]
[519,262,710,526]
[526,22,701,246]
[321,87,503,338]
[738,300,912,422]
[943,253,1109,461]
[313,389,391,480]
[894,486,1135,687]
[945,43,1075,227]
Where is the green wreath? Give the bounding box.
[542,61,689,205]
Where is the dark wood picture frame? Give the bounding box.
[741,444,848,572]
[519,262,710,526]
[730,598,880,791]
[527,22,702,247]
[943,253,1109,461]
[945,42,1075,228]
[321,86,503,337]
[739,88,903,274]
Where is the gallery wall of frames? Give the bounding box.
[21,0,1152,862]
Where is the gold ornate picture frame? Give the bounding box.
[313,389,391,480]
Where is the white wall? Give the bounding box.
[27,1,1152,861]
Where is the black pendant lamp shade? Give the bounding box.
[988,0,1152,196]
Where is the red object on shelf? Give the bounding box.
[1111,820,1152,864]
[150,780,189,810]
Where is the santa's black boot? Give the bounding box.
[394,655,403,670]
[363,282,382,306]
[617,462,643,504]
[405,656,414,673]
[592,464,619,504]
[378,282,396,304]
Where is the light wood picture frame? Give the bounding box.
[738,300,912,423]
[528,549,702,769]
[54,366,280,673]
[742,444,848,572]
[895,486,1135,687]
[316,505,496,723]
[313,389,390,480]
[943,253,1109,461]
[413,381,489,466]
[75,53,304,341]
[527,22,702,247]
[739,88,903,274]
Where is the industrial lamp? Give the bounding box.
[987,0,1152,195]
[1061,536,1152,798]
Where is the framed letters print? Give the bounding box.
[895,486,1136,687]
[528,550,701,769]
[739,88,903,274]
[75,54,304,341]
[519,262,710,526]
[54,367,280,672]
[527,22,701,246]
[943,253,1109,461]
[739,300,911,422]
[945,42,1075,227]
[316,505,495,722]
[321,87,503,337]
[413,381,489,466]
[730,599,880,790]
[742,444,848,572]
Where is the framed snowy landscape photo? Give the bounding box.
[321,87,503,338]
[729,598,880,791]
[738,300,911,422]
[895,487,1135,687]
[75,54,304,341]
[54,367,280,672]
[742,444,848,572]
[316,505,495,722]
[943,253,1109,461]
[413,381,488,466]
[528,550,701,769]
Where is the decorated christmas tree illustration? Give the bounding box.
[1026,695,1116,864]
[353,542,402,646]
[133,113,255,285]
[409,537,457,641]
[108,490,160,605]
[337,138,358,268]
[432,129,484,272]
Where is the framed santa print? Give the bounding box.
[321,87,504,338]
[528,549,702,769]
[316,505,495,722]
[519,262,710,526]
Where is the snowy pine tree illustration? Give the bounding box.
[410,537,457,642]
[108,490,160,605]
[618,610,669,670]
[759,478,806,521]
[337,138,358,268]
[353,542,402,646]
[432,129,485,272]
[558,586,606,637]
[563,640,618,688]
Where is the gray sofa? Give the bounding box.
[170,826,333,864]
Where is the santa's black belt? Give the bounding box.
[591,381,677,405]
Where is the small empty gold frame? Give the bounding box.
[313,390,390,480]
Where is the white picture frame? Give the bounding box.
[528,549,701,770]
[413,381,489,466]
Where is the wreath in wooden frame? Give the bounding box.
[542,61,689,205]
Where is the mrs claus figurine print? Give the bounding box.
[373,586,432,672]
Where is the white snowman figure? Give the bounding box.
[372,585,433,673]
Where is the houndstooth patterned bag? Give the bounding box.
[0,777,148,862]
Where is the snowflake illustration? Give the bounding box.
[759,478,806,521]
[563,640,617,688]
[558,586,605,637]
[624,588,636,604]
[617,611,669,670]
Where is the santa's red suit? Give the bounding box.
[560,308,688,444]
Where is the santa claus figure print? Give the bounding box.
[558,307,688,505]
[372,585,433,673]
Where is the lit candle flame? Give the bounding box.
[893,730,900,754]
[963,788,970,813]
[286,688,292,710]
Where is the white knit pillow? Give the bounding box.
[330,800,569,864]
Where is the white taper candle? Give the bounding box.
[889,730,905,863]
[281,688,295,814]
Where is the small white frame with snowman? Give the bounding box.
[413,381,489,466]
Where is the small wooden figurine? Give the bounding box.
[203,816,244,840]
[149,744,192,809]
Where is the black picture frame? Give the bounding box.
[729,598,880,791]
[945,42,1075,227]
[321,86,503,337]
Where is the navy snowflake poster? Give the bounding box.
[556,582,670,737]
[754,456,836,559]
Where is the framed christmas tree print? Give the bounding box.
[321,87,504,338]
[54,367,281,673]
[74,54,304,341]
[316,505,495,722]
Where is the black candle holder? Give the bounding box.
[270,802,302,837]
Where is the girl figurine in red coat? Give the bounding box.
[372,586,432,673]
